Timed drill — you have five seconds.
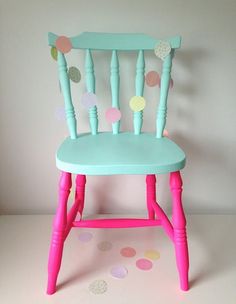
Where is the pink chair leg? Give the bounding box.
[146,175,156,219]
[64,175,86,239]
[170,171,189,291]
[76,175,86,216]
[47,171,72,295]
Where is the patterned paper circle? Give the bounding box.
[105,107,121,123]
[120,247,136,258]
[145,71,160,87]
[110,265,128,279]
[89,280,108,294]
[154,40,171,60]
[136,258,153,271]
[81,92,97,110]
[97,241,113,251]
[51,47,58,61]
[55,36,72,54]
[68,66,81,83]
[129,96,146,112]
[144,249,160,260]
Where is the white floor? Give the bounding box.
[0,215,235,304]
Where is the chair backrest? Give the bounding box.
[48,32,181,139]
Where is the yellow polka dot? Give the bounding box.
[144,250,160,260]
[51,46,58,61]
[129,96,146,112]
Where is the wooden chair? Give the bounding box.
[46,32,189,295]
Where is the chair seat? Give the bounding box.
[56,132,186,175]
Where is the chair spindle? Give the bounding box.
[110,50,120,134]
[156,52,173,138]
[57,52,77,139]
[134,50,145,135]
[85,49,98,135]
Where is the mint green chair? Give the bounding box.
[47,32,189,295]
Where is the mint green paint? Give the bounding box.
[56,132,186,175]
[85,49,98,135]
[57,52,77,139]
[134,50,145,135]
[48,32,181,51]
[156,52,173,138]
[110,50,120,134]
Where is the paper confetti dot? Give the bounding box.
[78,232,93,243]
[136,258,153,271]
[154,40,171,60]
[163,129,169,137]
[145,71,160,87]
[144,250,160,260]
[120,247,136,258]
[97,241,113,251]
[81,92,97,110]
[55,106,66,121]
[68,66,81,83]
[110,265,128,279]
[129,96,146,112]
[89,280,108,294]
[105,107,121,123]
[51,47,58,61]
[55,36,72,54]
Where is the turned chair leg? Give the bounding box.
[146,175,156,220]
[47,171,72,295]
[77,175,86,216]
[170,171,189,291]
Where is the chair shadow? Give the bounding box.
[188,214,236,289]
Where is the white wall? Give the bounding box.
[0,0,235,215]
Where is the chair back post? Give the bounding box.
[58,52,77,139]
[134,50,145,135]
[156,50,174,138]
[85,49,98,135]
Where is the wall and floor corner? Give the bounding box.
[0,0,235,215]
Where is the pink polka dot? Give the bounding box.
[163,129,169,137]
[136,258,153,271]
[145,71,160,87]
[120,247,136,258]
[105,107,121,123]
[55,36,72,54]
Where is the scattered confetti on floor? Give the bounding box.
[97,241,113,251]
[144,249,160,260]
[136,258,153,271]
[89,279,108,294]
[78,232,93,243]
[110,265,128,279]
[120,246,136,257]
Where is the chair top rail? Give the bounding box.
[48,32,181,51]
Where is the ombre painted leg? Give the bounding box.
[47,172,72,295]
[170,171,189,291]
